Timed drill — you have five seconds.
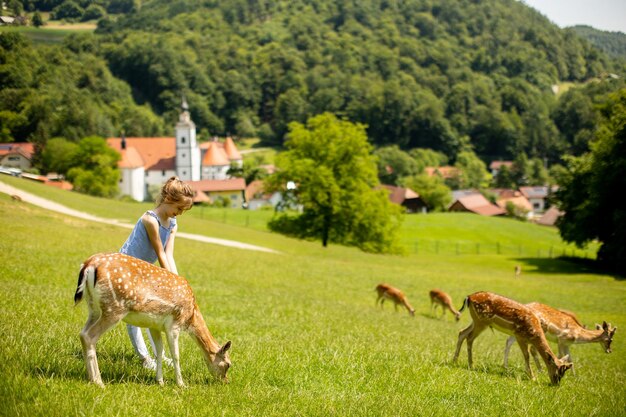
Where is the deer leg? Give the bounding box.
[165,327,185,387]
[465,324,486,369]
[560,342,574,375]
[529,346,542,371]
[503,336,516,368]
[453,322,474,363]
[148,329,165,386]
[80,313,122,387]
[516,338,535,380]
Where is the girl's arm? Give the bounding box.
[164,224,178,275]
[141,214,173,272]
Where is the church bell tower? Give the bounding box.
[175,97,200,181]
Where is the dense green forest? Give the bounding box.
[2,0,625,165]
[572,25,626,60]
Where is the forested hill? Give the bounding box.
[571,25,626,60]
[2,0,624,164]
[94,0,618,161]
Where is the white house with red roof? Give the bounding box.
[107,100,242,201]
[0,142,35,170]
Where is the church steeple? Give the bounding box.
[175,96,200,181]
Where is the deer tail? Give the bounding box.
[458,296,469,313]
[74,263,97,306]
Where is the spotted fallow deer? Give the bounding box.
[453,291,572,384]
[429,289,461,321]
[375,283,415,316]
[74,252,232,387]
[503,302,616,372]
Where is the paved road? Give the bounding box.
[0,180,279,254]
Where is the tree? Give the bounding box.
[401,174,452,212]
[266,113,403,253]
[454,150,491,189]
[32,11,44,27]
[40,137,78,174]
[554,89,626,274]
[66,136,120,197]
[374,145,419,185]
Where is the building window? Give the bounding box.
[182,171,186,176]
[162,170,166,176]
[231,194,238,200]
[181,136,186,144]
[145,171,148,177]
[8,156,20,161]
[182,153,186,158]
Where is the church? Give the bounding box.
[107,99,243,203]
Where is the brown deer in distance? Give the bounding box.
[375,283,415,316]
[453,291,572,384]
[74,252,231,387]
[503,302,616,373]
[429,289,461,321]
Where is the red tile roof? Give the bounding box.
[380,184,420,205]
[223,137,242,160]
[188,178,246,193]
[118,146,145,169]
[536,205,563,226]
[107,137,175,171]
[449,193,505,216]
[489,160,513,170]
[496,195,533,212]
[0,142,35,160]
[202,142,230,166]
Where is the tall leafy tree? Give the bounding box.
[555,89,626,274]
[66,136,120,197]
[266,113,403,253]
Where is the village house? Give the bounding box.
[107,100,243,202]
[519,186,552,213]
[0,142,34,170]
[489,160,513,178]
[380,184,427,213]
[448,192,505,216]
[491,188,534,218]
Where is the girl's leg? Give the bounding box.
[127,324,150,359]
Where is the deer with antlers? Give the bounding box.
[453,291,572,384]
[375,283,415,316]
[503,302,616,372]
[429,289,462,321]
[74,252,231,387]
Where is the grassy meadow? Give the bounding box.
[0,177,624,416]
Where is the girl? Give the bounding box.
[120,176,194,370]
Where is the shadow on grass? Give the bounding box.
[514,257,624,280]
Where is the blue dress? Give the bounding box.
[120,210,177,263]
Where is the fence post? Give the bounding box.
[518,244,522,256]
[222,210,226,223]
[549,247,553,258]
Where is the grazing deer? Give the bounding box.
[375,283,415,316]
[453,291,572,384]
[514,265,522,277]
[10,194,22,202]
[503,302,616,372]
[74,252,232,387]
[429,289,461,321]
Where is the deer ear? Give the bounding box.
[219,340,232,354]
[596,323,602,330]
[603,321,609,330]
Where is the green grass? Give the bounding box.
[0,178,624,416]
[0,25,95,45]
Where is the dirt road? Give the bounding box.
[0,180,279,254]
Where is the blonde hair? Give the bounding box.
[157,176,194,210]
